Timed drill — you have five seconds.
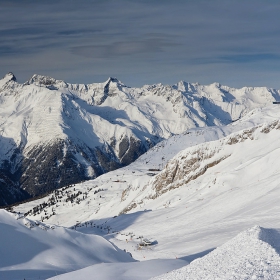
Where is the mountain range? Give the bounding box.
[2,74,280,278]
[1,72,279,206]
[9,96,280,279]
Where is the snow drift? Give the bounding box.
[153,226,280,280]
[0,209,133,280]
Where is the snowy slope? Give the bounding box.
[1,72,280,205]
[47,259,188,280]
[153,226,280,280]
[48,226,280,280]
[0,209,133,280]
[9,104,280,279]
[15,105,280,221]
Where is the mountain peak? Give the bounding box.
[0,72,17,88]
[27,74,57,86]
[108,77,119,83]
[3,72,16,82]
[106,77,126,87]
[211,82,221,87]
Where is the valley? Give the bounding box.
[2,74,280,279]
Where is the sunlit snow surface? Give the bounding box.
[153,226,280,280]
[8,105,280,279]
[0,210,133,280]
[1,72,280,163]
[49,226,280,280]
[48,259,188,280]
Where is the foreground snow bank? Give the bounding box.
[0,210,133,280]
[153,226,280,280]
[47,258,188,280]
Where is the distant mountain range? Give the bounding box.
[1,72,280,206]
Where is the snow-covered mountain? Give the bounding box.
[3,102,280,278]
[13,105,280,221]
[1,72,280,206]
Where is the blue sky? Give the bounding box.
[1,0,280,88]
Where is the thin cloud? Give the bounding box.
[72,37,178,58]
[1,0,280,88]
[219,54,280,64]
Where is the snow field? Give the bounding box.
[153,226,280,280]
[47,259,188,280]
[0,210,133,280]
[14,105,280,265]
[2,72,280,279]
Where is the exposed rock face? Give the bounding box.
[21,140,91,196]
[117,136,146,165]
[119,120,280,214]
[0,134,152,206]
[150,149,229,198]
[0,171,28,206]
[15,137,147,199]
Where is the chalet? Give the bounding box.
[138,238,152,247]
